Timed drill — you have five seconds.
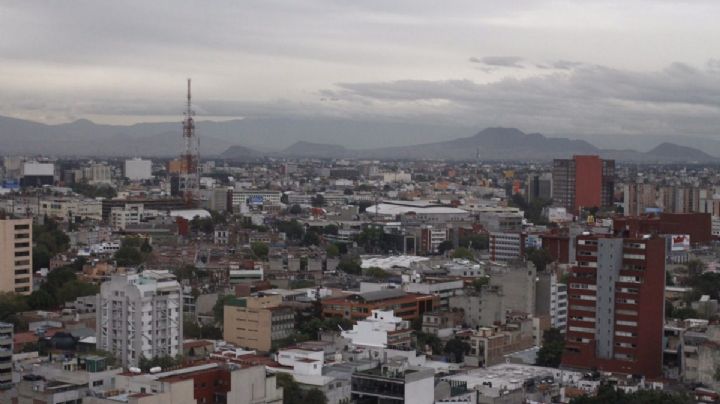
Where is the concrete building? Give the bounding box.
[552,155,615,214]
[351,358,435,404]
[96,270,183,368]
[83,163,113,184]
[0,217,33,294]
[526,173,553,202]
[322,289,438,322]
[562,235,666,378]
[39,197,103,222]
[223,294,295,352]
[0,322,12,389]
[341,310,413,351]
[623,182,659,216]
[124,158,153,181]
[535,272,568,332]
[489,232,525,262]
[21,161,54,187]
[402,276,464,309]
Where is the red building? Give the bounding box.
[541,230,570,264]
[562,234,665,378]
[613,212,712,245]
[552,155,615,214]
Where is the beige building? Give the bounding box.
[223,295,294,352]
[0,217,33,295]
[39,197,103,222]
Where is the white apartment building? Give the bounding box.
[96,270,183,367]
[110,203,149,230]
[83,164,113,184]
[0,217,33,294]
[232,190,283,208]
[39,197,103,222]
[124,158,153,181]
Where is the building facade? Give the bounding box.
[223,295,295,352]
[96,271,183,367]
[0,217,33,294]
[552,155,615,214]
[562,235,665,378]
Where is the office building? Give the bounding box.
[124,158,153,181]
[223,294,295,352]
[0,217,33,294]
[21,161,54,187]
[552,155,615,214]
[96,270,183,368]
[526,173,553,202]
[562,235,665,378]
[489,232,526,262]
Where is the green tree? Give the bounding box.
[451,247,474,261]
[213,295,235,325]
[472,277,489,292]
[276,373,303,404]
[303,389,328,404]
[459,234,489,250]
[289,204,303,215]
[302,231,321,246]
[337,256,362,275]
[671,306,700,320]
[277,220,305,240]
[526,247,554,272]
[365,267,391,279]
[311,194,326,207]
[536,327,565,367]
[251,242,269,258]
[444,338,471,363]
[0,292,30,327]
[114,246,143,267]
[140,239,153,253]
[184,316,201,339]
[27,289,56,310]
[325,244,340,258]
[569,383,692,404]
[55,280,98,304]
[686,259,706,277]
[322,224,339,235]
[437,240,454,255]
[415,331,443,354]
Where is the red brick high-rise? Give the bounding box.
[552,155,615,214]
[561,234,665,378]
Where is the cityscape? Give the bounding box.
[2,1,720,404]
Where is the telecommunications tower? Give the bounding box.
[179,78,200,205]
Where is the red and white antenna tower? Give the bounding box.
[179,78,200,205]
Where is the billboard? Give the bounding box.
[670,234,690,252]
[248,195,264,205]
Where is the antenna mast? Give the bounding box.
[179,78,200,206]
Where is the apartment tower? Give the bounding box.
[552,155,615,214]
[0,217,33,295]
[562,234,665,378]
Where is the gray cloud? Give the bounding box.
[470,56,525,68]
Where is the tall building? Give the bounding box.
[562,234,665,378]
[96,270,183,368]
[0,217,33,295]
[552,155,615,214]
[526,173,553,202]
[623,183,658,216]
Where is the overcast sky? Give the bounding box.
[1,0,720,139]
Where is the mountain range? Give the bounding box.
[0,114,718,162]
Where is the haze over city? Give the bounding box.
[2,2,720,404]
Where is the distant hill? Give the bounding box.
[645,142,717,161]
[0,113,716,162]
[219,145,262,161]
[358,127,599,160]
[280,141,352,158]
